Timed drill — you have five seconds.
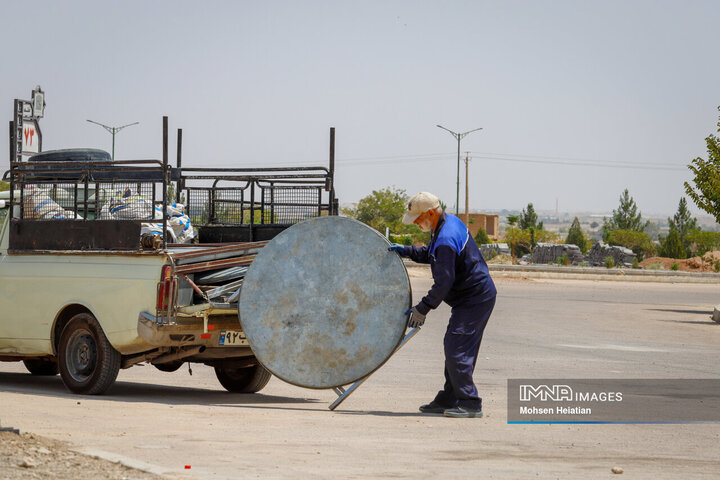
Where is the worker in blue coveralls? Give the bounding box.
[388,192,496,418]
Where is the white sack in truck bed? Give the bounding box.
[98,189,196,244]
[23,186,83,220]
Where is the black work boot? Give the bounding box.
[419,401,449,414]
[443,406,483,418]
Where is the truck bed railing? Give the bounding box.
[177,166,336,243]
[4,160,171,251]
[3,119,339,250]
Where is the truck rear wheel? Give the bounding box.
[214,364,271,393]
[58,313,121,395]
[23,358,59,376]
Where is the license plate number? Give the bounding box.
[219,330,246,346]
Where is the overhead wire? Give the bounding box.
[333,151,688,171]
[211,151,689,172]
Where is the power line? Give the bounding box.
[468,154,686,171]
[334,152,687,171]
[335,151,453,162]
[469,151,683,168]
[195,151,689,172]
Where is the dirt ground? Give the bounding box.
[1,278,719,479]
[486,253,514,264]
[0,431,167,480]
[640,250,720,272]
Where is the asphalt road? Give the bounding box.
[1,275,719,479]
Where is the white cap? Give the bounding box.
[402,192,441,224]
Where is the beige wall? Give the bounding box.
[460,213,499,241]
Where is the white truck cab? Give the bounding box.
[0,129,337,395]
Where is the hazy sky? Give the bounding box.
[2,1,719,218]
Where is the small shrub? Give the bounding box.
[474,227,490,245]
[604,256,615,268]
[646,263,663,270]
[670,263,679,271]
[557,253,570,266]
[714,260,720,273]
[578,261,588,267]
[631,258,639,269]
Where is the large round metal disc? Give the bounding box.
[239,216,411,389]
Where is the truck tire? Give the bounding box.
[23,358,59,376]
[57,313,121,395]
[214,364,271,393]
[29,148,111,163]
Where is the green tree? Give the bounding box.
[669,197,698,237]
[0,181,9,192]
[684,230,720,256]
[668,197,698,255]
[474,226,490,245]
[603,189,649,239]
[504,226,531,259]
[607,229,656,261]
[566,217,588,254]
[167,183,186,205]
[660,227,685,259]
[685,107,720,224]
[519,203,538,230]
[506,214,520,226]
[533,229,556,244]
[342,186,415,234]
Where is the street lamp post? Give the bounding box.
[86,119,139,160]
[436,125,482,215]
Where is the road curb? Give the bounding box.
[490,270,720,284]
[488,265,720,283]
[74,447,179,477]
[404,261,720,284]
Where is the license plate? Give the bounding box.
[219,330,247,346]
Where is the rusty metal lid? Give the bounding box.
[238,216,411,389]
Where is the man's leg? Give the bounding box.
[429,365,459,408]
[442,297,495,413]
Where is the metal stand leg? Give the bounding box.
[328,327,420,411]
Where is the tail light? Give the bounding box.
[157,265,177,311]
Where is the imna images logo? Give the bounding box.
[520,384,573,402]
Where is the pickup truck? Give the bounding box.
[0,136,337,395]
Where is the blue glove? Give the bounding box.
[404,306,426,328]
[388,244,408,257]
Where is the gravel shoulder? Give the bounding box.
[0,431,171,480]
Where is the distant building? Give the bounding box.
[460,213,499,240]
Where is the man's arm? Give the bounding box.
[415,245,456,315]
[404,245,430,264]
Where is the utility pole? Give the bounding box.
[464,151,470,225]
[86,119,139,160]
[436,125,482,214]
